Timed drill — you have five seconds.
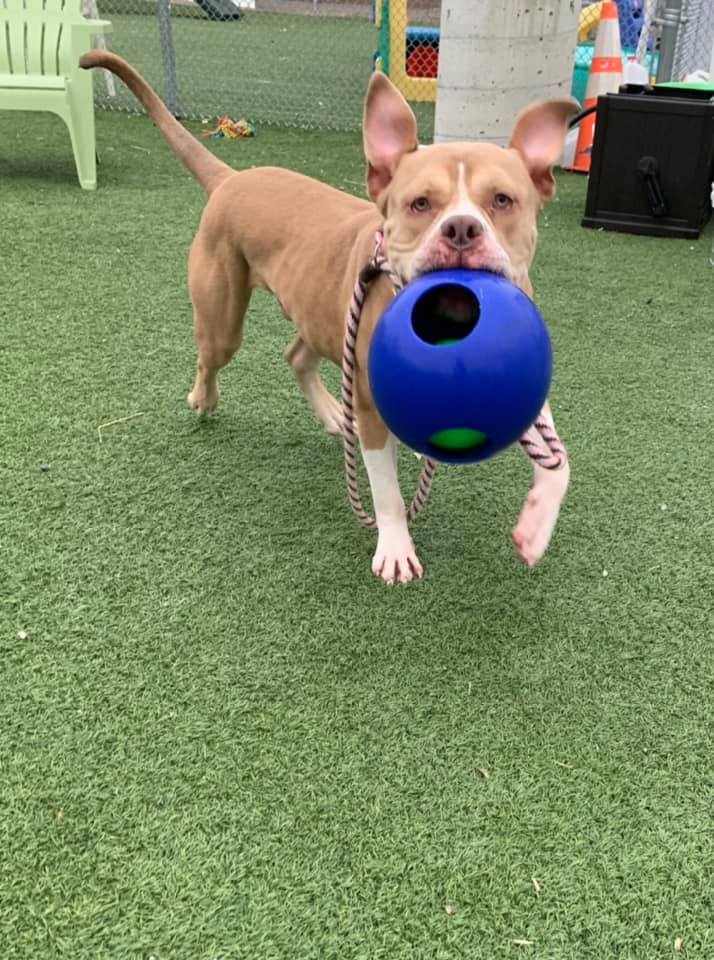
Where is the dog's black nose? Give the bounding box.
[440,215,483,249]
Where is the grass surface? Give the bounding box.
[2,109,714,960]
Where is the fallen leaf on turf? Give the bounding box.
[512,939,534,946]
[555,761,572,769]
[478,768,491,780]
[674,938,684,952]
[531,878,541,894]
[445,904,458,915]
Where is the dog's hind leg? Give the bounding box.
[285,335,345,436]
[187,248,251,415]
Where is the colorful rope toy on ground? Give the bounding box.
[202,116,256,140]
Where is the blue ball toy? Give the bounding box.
[368,270,552,464]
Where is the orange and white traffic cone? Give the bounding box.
[569,0,623,173]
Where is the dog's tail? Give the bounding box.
[80,51,232,195]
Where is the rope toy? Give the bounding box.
[340,233,568,529]
[202,116,255,140]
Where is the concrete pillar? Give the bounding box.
[434,0,579,145]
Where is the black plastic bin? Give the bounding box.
[582,86,714,239]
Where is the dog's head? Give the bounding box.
[363,74,577,290]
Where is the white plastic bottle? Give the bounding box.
[624,56,649,85]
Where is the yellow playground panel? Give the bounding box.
[578,2,605,42]
[373,0,438,103]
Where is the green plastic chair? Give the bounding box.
[0,0,112,189]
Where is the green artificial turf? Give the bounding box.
[1,108,714,960]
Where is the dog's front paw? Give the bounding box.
[512,466,569,567]
[187,383,218,415]
[372,527,423,585]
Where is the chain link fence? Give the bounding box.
[86,0,713,131]
[90,0,396,129]
[630,0,714,81]
[673,0,714,79]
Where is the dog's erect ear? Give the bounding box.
[509,98,579,201]
[363,72,419,201]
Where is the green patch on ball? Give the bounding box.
[428,427,488,452]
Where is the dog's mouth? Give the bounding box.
[408,249,511,284]
[421,260,507,278]
[385,237,512,288]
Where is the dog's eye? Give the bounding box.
[493,193,514,211]
[410,196,431,213]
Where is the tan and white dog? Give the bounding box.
[81,52,577,585]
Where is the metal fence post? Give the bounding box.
[157,0,181,117]
[655,0,686,82]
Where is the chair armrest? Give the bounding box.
[75,18,114,33]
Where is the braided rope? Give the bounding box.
[341,234,567,530]
[518,416,568,471]
[341,243,437,529]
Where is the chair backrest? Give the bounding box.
[0,0,85,78]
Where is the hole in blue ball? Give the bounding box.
[411,283,480,346]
